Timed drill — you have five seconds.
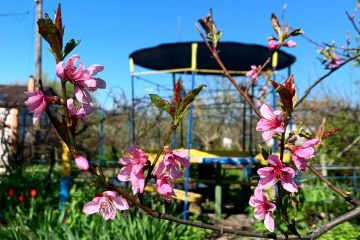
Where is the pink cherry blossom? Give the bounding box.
[249,187,276,232]
[75,155,89,170]
[284,40,297,48]
[153,149,190,180]
[83,191,129,220]
[268,40,278,50]
[257,154,298,192]
[257,100,263,107]
[326,56,341,69]
[24,91,47,124]
[256,104,284,141]
[289,138,320,172]
[245,65,259,82]
[259,92,264,97]
[263,85,268,91]
[56,55,106,114]
[67,98,86,124]
[118,146,148,195]
[156,174,177,202]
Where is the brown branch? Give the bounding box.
[346,11,360,35]
[307,163,360,206]
[195,23,263,119]
[88,165,360,239]
[295,52,360,108]
[245,58,271,93]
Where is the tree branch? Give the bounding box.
[295,52,360,108]
[307,163,360,206]
[88,165,360,239]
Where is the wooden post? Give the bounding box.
[35,0,42,87]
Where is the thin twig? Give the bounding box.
[195,23,263,119]
[307,163,360,206]
[295,52,360,108]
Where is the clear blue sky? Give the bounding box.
[2,0,360,107]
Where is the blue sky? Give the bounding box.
[2,0,360,107]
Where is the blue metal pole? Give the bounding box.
[184,71,195,220]
[99,109,104,167]
[354,167,357,196]
[131,75,135,145]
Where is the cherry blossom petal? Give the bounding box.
[56,61,65,79]
[32,101,47,124]
[118,156,132,165]
[281,176,298,192]
[112,197,129,210]
[254,208,266,220]
[257,167,274,178]
[95,78,106,89]
[249,196,262,207]
[254,187,267,203]
[296,147,317,158]
[267,154,282,167]
[300,138,320,148]
[260,104,276,120]
[153,160,166,176]
[256,119,274,131]
[82,197,101,214]
[103,191,117,198]
[117,165,132,181]
[293,154,307,172]
[264,212,275,232]
[24,94,44,112]
[262,130,275,141]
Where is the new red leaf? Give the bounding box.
[173,79,182,110]
[322,128,340,141]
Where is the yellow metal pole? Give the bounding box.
[60,142,72,210]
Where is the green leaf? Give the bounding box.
[258,144,272,161]
[63,39,81,59]
[149,94,175,118]
[37,18,63,62]
[173,79,182,110]
[267,35,279,41]
[174,84,206,124]
[288,28,304,37]
[298,129,313,140]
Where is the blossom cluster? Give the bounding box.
[117,146,190,203]
[24,54,106,170]
[249,103,320,232]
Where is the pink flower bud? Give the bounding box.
[257,100,263,107]
[285,40,297,48]
[258,92,263,97]
[75,155,89,170]
[263,85,268,91]
[268,40,278,50]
